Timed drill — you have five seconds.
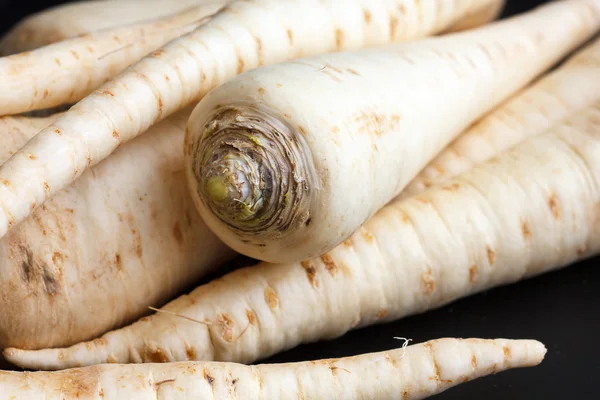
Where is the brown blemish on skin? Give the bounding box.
[422,268,435,295]
[426,343,441,381]
[246,309,257,325]
[54,57,62,67]
[503,346,511,361]
[257,87,266,95]
[286,29,294,45]
[471,355,477,368]
[237,56,245,74]
[548,193,560,219]
[155,379,176,389]
[346,68,359,76]
[425,343,453,384]
[332,126,340,133]
[335,28,344,49]
[390,16,399,38]
[363,9,372,24]
[397,209,412,224]
[403,392,409,400]
[42,265,59,295]
[353,110,401,136]
[469,265,478,282]
[343,239,353,247]
[146,348,169,363]
[442,183,461,192]
[320,254,338,276]
[186,346,197,360]
[101,90,115,97]
[255,37,263,65]
[27,153,37,160]
[217,313,235,342]
[52,251,65,267]
[521,220,532,239]
[361,228,374,243]
[112,129,120,139]
[577,247,587,256]
[114,253,122,271]
[173,222,183,245]
[158,97,164,114]
[43,181,50,193]
[151,50,164,58]
[301,260,319,288]
[0,179,10,187]
[376,309,389,319]
[42,89,49,99]
[70,50,80,60]
[264,286,279,309]
[203,369,215,386]
[486,247,496,265]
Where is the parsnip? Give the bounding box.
[0,338,545,400]
[185,0,600,263]
[0,3,225,116]
[401,34,600,197]
[9,101,599,371]
[0,0,221,55]
[0,109,236,350]
[0,0,506,243]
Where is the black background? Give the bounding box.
[0,0,599,399]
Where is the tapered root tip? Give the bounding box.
[189,105,315,239]
[3,347,70,371]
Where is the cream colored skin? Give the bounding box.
[185,0,600,263]
[9,101,600,371]
[0,0,505,243]
[0,3,226,116]
[445,0,505,32]
[0,109,236,350]
[0,0,223,55]
[402,35,600,198]
[0,339,545,400]
[0,115,58,163]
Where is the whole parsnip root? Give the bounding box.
[0,0,221,55]
[0,3,225,116]
[9,101,599,371]
[0,0,506,243]
[0,339,545,400]
[0,109,236,350]
[185,0,600,263]
[401,34,600,198]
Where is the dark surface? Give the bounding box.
[1,0,599,398]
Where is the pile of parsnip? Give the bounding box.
[0,0,599,398]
